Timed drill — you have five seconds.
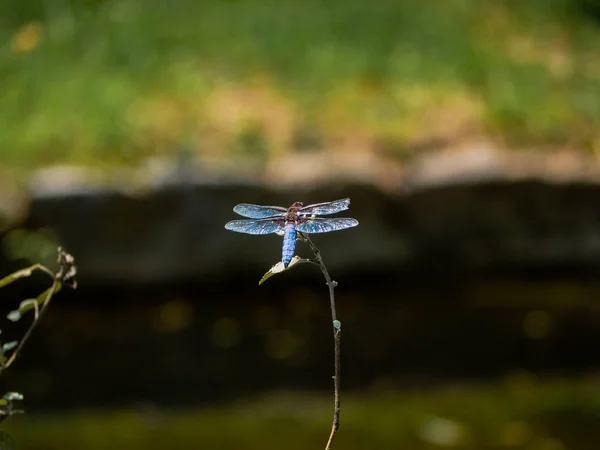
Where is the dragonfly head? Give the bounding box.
[290,201,304,208]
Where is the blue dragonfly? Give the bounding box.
[225,198,358,267]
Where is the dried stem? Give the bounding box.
[299,234,341,450]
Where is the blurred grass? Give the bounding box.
[1,0,600,170]
[4,377,600,449]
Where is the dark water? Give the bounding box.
[1,268,599,411]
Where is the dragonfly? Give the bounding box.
[225,198,359,267]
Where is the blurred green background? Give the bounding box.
[2,0,600,449]
[1,0,600,172]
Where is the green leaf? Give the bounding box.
[258,263,284,285]
[17,299,38,315]
[1,341,17,353]
[7,285,61,322]
[258,256,305,285]
[6,311,20,322]
[6,288,61,322]
[0,392,25,420]
[2,392,23,402]
[35,285,61,307]
[0,264,51,288]
[0,267,35,288]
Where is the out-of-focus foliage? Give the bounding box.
[1,0,600,170]
[2,229,60,269]
[0,248,76,427]
[0,262,53,425]
[4,377,600,450]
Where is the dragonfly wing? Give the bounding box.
[296,218,359,234]
[299,198,351,216]
[225,219,285,235]
[233,204,287,219]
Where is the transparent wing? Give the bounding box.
[296,218,359,234]
[225,219,285,235]
[233,203,287,219]
[299,198,351,216]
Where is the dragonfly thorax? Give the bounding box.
[285,201,305,223]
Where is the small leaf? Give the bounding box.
[258,257,304,285]
[0,267,36,288]
[6,311,20,322]
[258,268,277,285]
[271,262,288,274]
[18,299,38,315]
[0,392,25,420]
[8,298,43,322]
[37,285,61,306]
[333,320,341,331]
[2,392,23,402]
[1,342,17,353]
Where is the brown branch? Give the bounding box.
[299,234,341,450]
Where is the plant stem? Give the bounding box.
[300,234,341,450]
[3,277,58,370]
[3,247,76,371]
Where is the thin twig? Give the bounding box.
[291,258,320,268]
[0,247,76,423]
[299,259,320,267]
[3,280,58,370]
[299,234,341,450]
[3,247,77,370]
[34,264,56,279]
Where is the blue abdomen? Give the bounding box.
[282,224,296,267]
